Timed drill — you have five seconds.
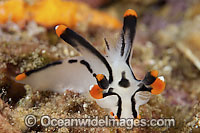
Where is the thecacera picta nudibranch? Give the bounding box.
[15,9,165,119]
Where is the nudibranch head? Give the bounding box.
[88,9,165,119]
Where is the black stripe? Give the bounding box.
[68,59,77,63]
[25,61,62,76]
[123,15,137,67]
[127,64,140,81]
[123,15,137,46]
[122,15,138,82]
[80,60,93,73]
[131,97,137,118]
[131,84,151,118]
[103,90,122,119]
[104,38,110,51]
[122,50,139,81]
[60,28,113,83]
[120,34,125,56]
[126,49,131,65]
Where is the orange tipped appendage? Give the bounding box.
[137,114,141,119]
[151,70,158,78]
[15,73,26,81]
[150,77,165,95]
[96,74,104,81]
[55,25,67,37]
[114,115,119,120]
[124,9,137,18]
[110,112,114,116]
[89,85,103,99]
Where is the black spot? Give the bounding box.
[120,34,125,56]
[80,60,93,73]
[25,61,62,76]
[68,59,77,63]
[118,71,130,88]
[104,38,110,51]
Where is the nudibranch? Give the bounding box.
[16,9,165,119]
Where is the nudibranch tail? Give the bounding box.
[15,73,27,81]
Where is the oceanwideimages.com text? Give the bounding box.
[24,115,175,129]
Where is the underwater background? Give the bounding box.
[0,0,200,132]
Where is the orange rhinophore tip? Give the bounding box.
[110,112,114,116]
[151,70,158,78]
[89,85,103,99]
[55,25,67,37]
[96,74,104,81]
[15,73,26,81]
[151,76,165,95]
[137,114,141,119]
[124,9,137,18]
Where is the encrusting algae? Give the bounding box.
[0,0,122,30]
